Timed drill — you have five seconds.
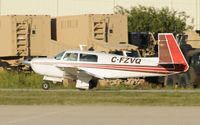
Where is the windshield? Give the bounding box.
[54,51,65,60]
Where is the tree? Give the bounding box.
[115,5,193,33]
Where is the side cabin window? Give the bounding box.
[126,51,139,57]
[80,54,98,62]
[109,50,139,57]
[63,53,78,61]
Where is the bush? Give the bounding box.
[115,5,193,33]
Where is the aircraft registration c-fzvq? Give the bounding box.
[21,33,189,90]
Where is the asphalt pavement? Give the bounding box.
[0,106,200,125]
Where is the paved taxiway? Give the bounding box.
[0,106,200,125]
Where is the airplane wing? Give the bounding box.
[56,64,104,79]
[79,68,104,79]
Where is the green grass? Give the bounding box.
[1,91,200,106]
[0,71,43,89]
[0,70,199,90]
[0,71,200,106]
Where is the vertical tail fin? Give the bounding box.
[158,33,189,72]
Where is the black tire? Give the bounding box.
[42,82,50,90]
[179,74,188,88]
[89,79,98,89]
[164,76,176,87]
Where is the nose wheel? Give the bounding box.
[42,82,50,90]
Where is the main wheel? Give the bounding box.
[42,82,50,90]
[89,79,98,89]
[164,76,176,87]
[179,74,188,88]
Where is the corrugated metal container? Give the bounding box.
[53,14,128,49]
[0,15,50,57]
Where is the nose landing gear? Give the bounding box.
[42,82,50,90]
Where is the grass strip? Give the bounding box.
[0,91,200,106]
[0,71,43,89]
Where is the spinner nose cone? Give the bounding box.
[20,58,33,66]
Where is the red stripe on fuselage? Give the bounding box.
[71,63,183,73]
[33,61,181,74]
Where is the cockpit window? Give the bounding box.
[54,51,65,60]
[63,53,78,61]
[80,54,98,62]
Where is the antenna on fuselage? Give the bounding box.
[79,45,87,50]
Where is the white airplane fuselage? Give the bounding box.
[30,53,163,80]
[30,49,184,80]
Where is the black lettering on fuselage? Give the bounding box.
[111,57,117,63]
[124,58,129,63]
[130,58,136,63]
[136,59,141,64]
[111,56,142,64]
[119,57,124,63]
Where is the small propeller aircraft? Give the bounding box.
[21,33,189,90]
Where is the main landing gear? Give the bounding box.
[41,78,98,90]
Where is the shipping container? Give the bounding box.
[0,15,51,57]
[52,14,128,49]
